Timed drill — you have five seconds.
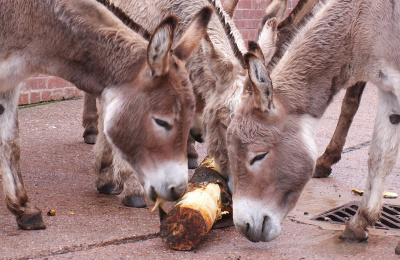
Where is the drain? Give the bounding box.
[311,201,400,230]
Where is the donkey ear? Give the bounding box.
[264,0,287,22]
[147,15,178,76]
[257,17,278,65]
[222,0,239,18]
[248,41,265,64]
[202,33,237,86]
[173,6,213,62]
[244,52,274,109]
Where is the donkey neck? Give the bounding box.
[2,0,148,96]
[271,0,358,118]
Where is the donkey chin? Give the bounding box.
[142,160,189,202]
[233,198,284,242]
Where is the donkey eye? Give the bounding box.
[250,152,269,166]
[154,118,172,131]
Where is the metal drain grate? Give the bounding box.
[311,201,400,230]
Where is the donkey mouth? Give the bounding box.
[148,184,187,202]
[149,186,158,201]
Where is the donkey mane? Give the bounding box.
[277,0,318,30]
[207,0,247,67]
[268,0,326,70]
[272,0,347,117]
[95,0,151,40]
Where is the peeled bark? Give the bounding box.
[160,157,232,251]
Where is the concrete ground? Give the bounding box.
[1,84,400,259]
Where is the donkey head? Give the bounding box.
[103,7,213,202]
[227,51,316,242]
[201,16,278,191]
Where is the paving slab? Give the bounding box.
[1,84,400,259]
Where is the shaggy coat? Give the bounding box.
[0,0,211,229]
[228,0,400,243]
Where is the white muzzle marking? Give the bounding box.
[233,197,283,242]
[143,159,188,201]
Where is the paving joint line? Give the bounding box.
[18,232,160,260]
[341,141,371,154]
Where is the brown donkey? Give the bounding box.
[0,0,211,230]
[228,0,400,243]
[80,0,247,207]
[259,0,367,179]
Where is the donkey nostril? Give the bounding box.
[246,222,250,234]
[262,215,270,234]
[169,186,181,201]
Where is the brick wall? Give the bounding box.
[233,0,300,43]
[19,0,299,106]
[19,76,84,105]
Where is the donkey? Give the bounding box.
[0,0,211,230]
[78,0,247,207]
[256,0,368,179]
[227,0,400,242]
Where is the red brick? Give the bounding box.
[250,9,261,19]
[235,9,245,19]
[249,29,258,40]
[41,90,53,102]
[30,92,41,104]
[240,29,249,39]
[235,19,246,29]
[252,19,261,28]
[18,92,29,105]
[23,77,47,91]
[251,1,258,10]
[238,0,251,9]
[48,77,74,89]
[245,19,253,28]
[52,89,64,101]
[63,87,76,100]
[257,9,265,17]
[74,89,84,98]
[259,0,269,9]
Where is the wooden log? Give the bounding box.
[160,157,232,251]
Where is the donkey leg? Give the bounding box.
[93,100,121,195]
[314,82,366,178]
[94,100,146,207]
[93,130,121,194]
[108,148,146,207]
[0,86,45,230]
[82,92,98,145]
[94,131,146,207]
[187,134,199,169]
[119,175,146,208]
[340,90,400,242]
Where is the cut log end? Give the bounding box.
[161,207,209,251]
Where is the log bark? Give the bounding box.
[160,157,232,251]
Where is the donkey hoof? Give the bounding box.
[122,195,147,208]
[97,183,119,195]
[17,212,46,230]
[339,225,369,242]
[395,241,400,255]
[313,164,332,178]
[188,158,198,169]
[84,134,97,144]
